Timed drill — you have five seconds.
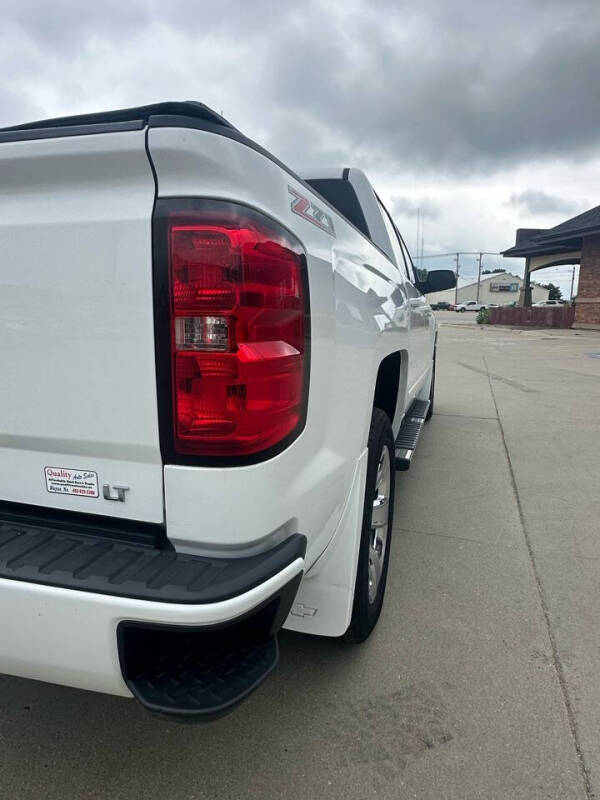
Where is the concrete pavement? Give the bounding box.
[1,322,599,799]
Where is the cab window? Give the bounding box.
[376,198,408,278]
[396,232,418,285]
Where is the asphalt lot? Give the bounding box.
[1,319,599,799]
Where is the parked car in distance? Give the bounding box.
[455,301,499,312]
[431,301,451,310]
[533,299,563,307]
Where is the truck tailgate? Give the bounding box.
[0,129,163,522]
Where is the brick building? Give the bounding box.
[503,205,600,329]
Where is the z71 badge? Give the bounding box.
[289,186,335,236]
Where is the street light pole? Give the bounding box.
[569,264,576,302]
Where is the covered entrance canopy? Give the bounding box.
[503,205,600,328]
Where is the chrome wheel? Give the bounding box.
[368,446,391,604]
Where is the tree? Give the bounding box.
[540,282,563,301]
[482,268,505,274]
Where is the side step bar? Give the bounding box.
[395,399,430,471]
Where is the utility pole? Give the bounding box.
[519,258,532,307]
[416,209,421,261]
[476,252,483,303]
[569,264,576,302]
[454,253,460,305]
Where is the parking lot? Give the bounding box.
[1,320,599,800]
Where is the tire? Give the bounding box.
[343,408,395,644]
[460,308,465,313]
[425,351,435,421]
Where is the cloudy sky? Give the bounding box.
[2,0,599,295]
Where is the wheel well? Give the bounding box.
[374,352,401,425]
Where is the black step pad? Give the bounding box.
[118,587,292,719]
[0,515,306,604]
[395,418,424,450]
[124,633,277,719]
[408,399,430,420]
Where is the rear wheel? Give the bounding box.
[343,408,395,644]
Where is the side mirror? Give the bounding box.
[416,269,456,295]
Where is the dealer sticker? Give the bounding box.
[44,467,99,498]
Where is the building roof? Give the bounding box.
[503,204,600,258]
[540,204,600,240]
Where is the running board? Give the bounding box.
[395,399,430,471]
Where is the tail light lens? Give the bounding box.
[163,201,308,458]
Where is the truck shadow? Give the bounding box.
[0,623,451,798]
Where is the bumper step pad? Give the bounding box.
[395,399,430,471]
[119,575,301,720]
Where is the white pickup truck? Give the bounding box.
[0,102,454,719]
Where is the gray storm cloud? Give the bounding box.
[509,190,584,217]
[2,0,600,176]
[0,0,595,295]
[391,197,441,221]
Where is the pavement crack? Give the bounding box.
[433,412,498,421]
[457,361,539,393]
[483,355,595,800]
[395,526,525,551]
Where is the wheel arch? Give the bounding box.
[373,350,407,431]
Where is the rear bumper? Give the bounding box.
[0,509,305,715]
[0,558,303,695]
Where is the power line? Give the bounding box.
[413,253,578,273]
[415,250,504,302]
[414,251,578,302]
[413,251,500,259]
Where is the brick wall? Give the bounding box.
[489,306,575,328]
[575,235,600,328]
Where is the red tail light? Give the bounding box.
[163,201,308,458]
